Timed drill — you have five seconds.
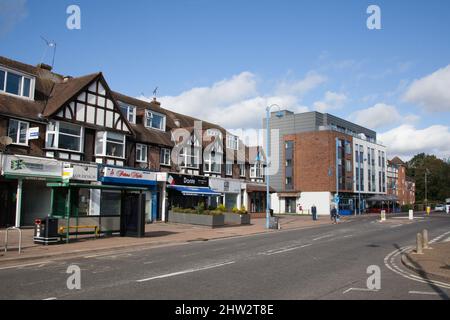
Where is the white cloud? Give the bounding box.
[276,71,327,96]
[379,124,450,160]
[0,0,28,37]
[313,91,348,112]
[348,103,401,129]
[139,71,317,132]
[403,64,450,112]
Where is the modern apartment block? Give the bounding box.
[267,110,387,216]
[0,56,269,229]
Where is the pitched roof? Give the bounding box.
[390,156,405,166]
[41,73,101,117]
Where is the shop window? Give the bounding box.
[8,119,29,145]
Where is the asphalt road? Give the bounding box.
[1,213,449,300]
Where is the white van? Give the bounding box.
[446,198,450,214]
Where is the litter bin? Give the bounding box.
[270,209,274,217]
[34,217,60,245]
[269,216,279,230]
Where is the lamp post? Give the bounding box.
[424,168,430,209]
[265,104,283,229]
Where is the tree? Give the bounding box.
[406,153,450,203]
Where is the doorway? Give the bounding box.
[121,192,145,237]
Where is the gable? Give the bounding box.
[54,76,131,134]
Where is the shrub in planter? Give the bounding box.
[239,206,248,214]
[217,204,227,213]
[232,207,239,214]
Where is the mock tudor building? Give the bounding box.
[266,110,387,216]
[0,56,267,228]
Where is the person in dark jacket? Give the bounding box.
[330,206,337,224]
[311,205,317,221]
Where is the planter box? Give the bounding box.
[224,213,251,225]
[168,211,225,228]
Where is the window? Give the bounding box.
[226,135,239,150]
[46,121,83,152]
[118,102,136,124]
[146,110,166,131]
[8,119,29,145]
[345,160,352,172]
[136,144,147,163]
[239,163,246,177]
[250,163,264,178]
[160,148,171,166]
[204,149,222,173]
[344,141,351,154]
[226,162,233,176]
[95,131,125,158]
[0,68,34,98]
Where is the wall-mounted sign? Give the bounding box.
[167,173,208,187]
[209,177,241,194]
[100,166,157,186]
[64,163,98,181]
[28,127,40,140]
[2,155,63,179]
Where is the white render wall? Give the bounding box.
[298,192,332,216]
[353,136,387,195]
[271,192,332,216]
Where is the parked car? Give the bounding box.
[435,204,446,212]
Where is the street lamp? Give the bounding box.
[265,104,283,229]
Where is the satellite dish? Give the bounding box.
[0,136,13,146]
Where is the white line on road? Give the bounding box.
[259,244,312,256]
[43,297,57,300]
[0,261,51,271]
[430,230,450,244]
[409,291,440,296]
[312,234,335,241]
[343,287,379,294]
[137,261,236,282]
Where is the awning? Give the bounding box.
[246,183,276,193]
[168,185,221,197]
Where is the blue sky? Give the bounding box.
[1,0,450,159]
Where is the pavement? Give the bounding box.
[402,241,450,283]
[0,214,338,265]
[1,212,449,300]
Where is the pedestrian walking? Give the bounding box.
[330,206,337,224]
[311,205,317,221]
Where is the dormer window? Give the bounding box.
[0,67,34,99]
[146,110,166,131]
[118,101,136,124]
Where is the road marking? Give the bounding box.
[313,234,335,241]
[259,244,312,256]
[384,244,450,289]
[137,261,236,282]
[343,287,379,294]
[0,261,51,271]
[430,230,450,244]
[409,291,440,296]
[43,297,57,300]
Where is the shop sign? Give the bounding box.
[209,177,241,193]
[167,173,208,187]
[64,163,98,181]
[2,155,63,178]
[101,166,156,185]
[28,127,40,140]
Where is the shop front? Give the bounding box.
[244,182,276,215]
[97,166,159,223]
[209,177,243,210]
[167,173,221,213]
[1,154,63,227]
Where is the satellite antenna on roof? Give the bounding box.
[40,36,57,69]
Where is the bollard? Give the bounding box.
[409,209,414,221]
[380,210,386,222]
[416,233,423,254]
[422,229,429,249]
